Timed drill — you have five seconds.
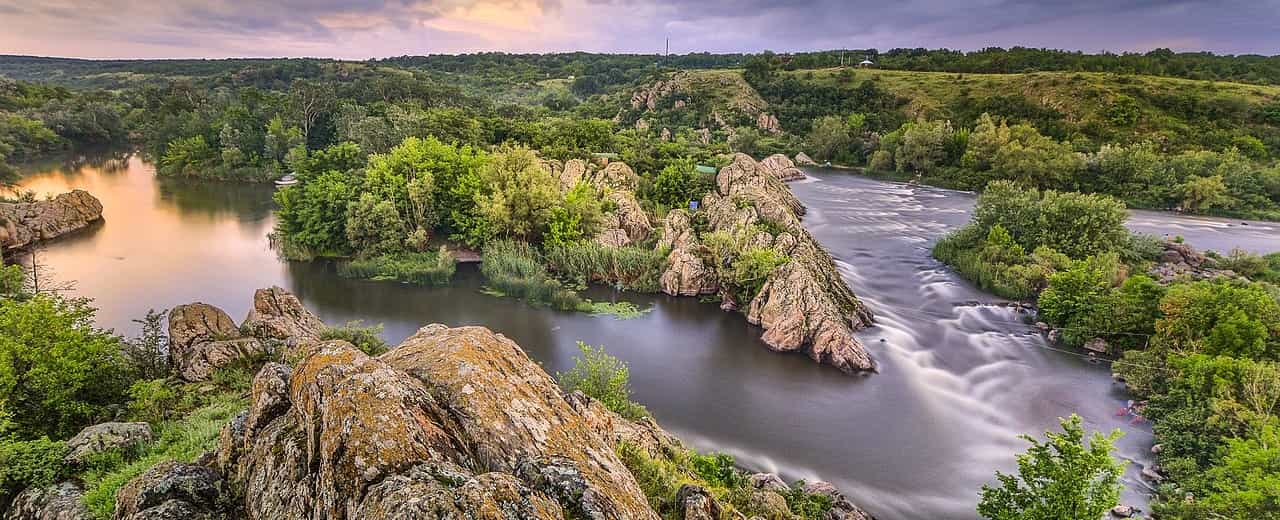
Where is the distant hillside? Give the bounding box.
[782,67,1280,153]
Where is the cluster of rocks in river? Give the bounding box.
[540,153,875,373]
[5,288,873,520]
[0,190,104,250]
[658,153,875,372]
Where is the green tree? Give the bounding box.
[896,119,952,174]
[0,296,129,439]
[158,135,215,176]
[547,181,605,246]
[345,193,406,256]
[473,146,559,243]
[1177,175,1231,213]
[978,415,1125,520]
[650,158,700,209]
[805,115,852,161]
[273,169,360,257]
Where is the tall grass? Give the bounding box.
[481,240,584,311]
[338,247,456,286]
[544,241,667,293]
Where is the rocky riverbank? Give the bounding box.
[538,153,876,373]
[0,190,103,250]
[5,287,874,520]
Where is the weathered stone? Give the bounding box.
[1084,337,1109,354]
[747,473,789,493]
[794,152,818,166]
[801,481,874,520]
[559,159,588,192]
[1111,504,1135,518]
[64,422,153,465]
[3,481,91,520]
[594,190,652,247]
[761,154,805,182]
[756,113,781,134]
[0,190,103,250]
[168,303,269,382]
[675,484,721,520]
[382,325,659,519]
[240,287,325,345]
[112,461,228,520]
[657,210,716,297]
[565,390,682,459]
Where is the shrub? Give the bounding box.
[556,342,648,421]
[978,415,1125,520]
[319,321,388,356]
[730,247,788,301]
[0,296,130,439]
[126,379,181,424]
[337,248,456,286]
[121,309,171,381]
[0,437,68,504]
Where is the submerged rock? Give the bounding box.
[0,190,104,250]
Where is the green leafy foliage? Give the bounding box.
[319,321,389,356]
[978,415,1125,520]
[337,248,456,287]
[556,342,649,421]
[0,296,129,439]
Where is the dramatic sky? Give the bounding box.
[1,0,1277,59]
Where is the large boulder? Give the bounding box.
[3,481,91,520]
[240,286,326,346]
[64,422,153,465]
[112,461,230,520]
[558,159,588,192]
[0,190,104,250]
[802,481,875,520]
[595,190,652,248]
[215,325,659,520]
[761,154,805,182]
[167,304,267,382]
[794,152,818,166]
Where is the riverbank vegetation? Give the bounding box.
[936,182,1280,519]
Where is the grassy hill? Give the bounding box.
[780,67,1280,153]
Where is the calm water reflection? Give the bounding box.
[13,156,1278,519]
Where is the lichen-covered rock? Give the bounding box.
[590,162,640,193]
[112,461,229,520]
[802,481,875,520]
[747,473,789,493]
[558,159,588,192]
[240,286,325,346]
[4,481,92,520]
[565,390,682,459]
[675,484,721,520]
[794,152,818,166]
[168,303,268,382]
[382,325,659,519]
[761,154,805,182]
[216,324,659,519]
[1148,240,1236,284]
[748,259,875,373]
[64,422,153,465]
[0,190,103,250]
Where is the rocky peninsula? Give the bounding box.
[6,287,874,520]
[0,190,104,250]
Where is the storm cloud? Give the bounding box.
[0,0,1275,59]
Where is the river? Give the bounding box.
[14,154,1280,519]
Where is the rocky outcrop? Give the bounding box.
[761,154,806,181]
[558,159,588,192]
[64,422,153,465]
[4,482,91,520]
[1148,240,1236,284]
[795,152,818,166]
[661,153,875,373]
[168,288,327,381]
[211,324,659,520]
[0,190,103,250]
[756,113,782,134]
[596,190,652,248]
[803,481,875,520]
[240,287,325,346]
[112,461,231,520]
[657,210,716,296]
[168,303,267,382]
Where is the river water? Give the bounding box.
[14,155,1280,519]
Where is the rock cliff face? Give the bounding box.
[761,153,806,181]
[544,158,653,248]
[0,190,104,250]
[659,153,876,373]
[169,286,326,381]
